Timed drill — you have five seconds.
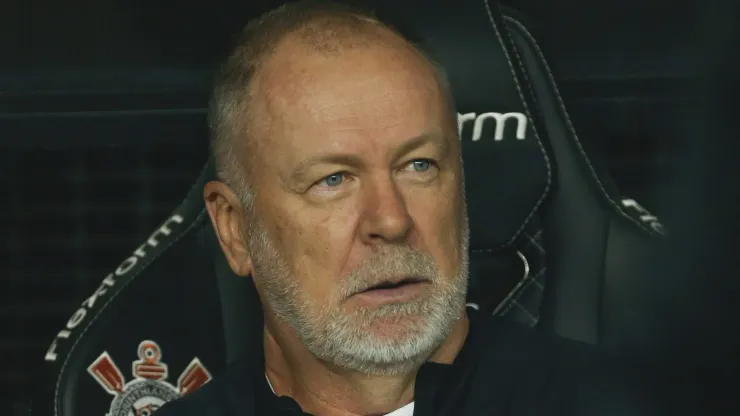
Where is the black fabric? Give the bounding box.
[154,307,694,416]
[492,8,665,351]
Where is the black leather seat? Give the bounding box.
[29,2,666,415]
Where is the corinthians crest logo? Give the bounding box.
[88,340,212,416]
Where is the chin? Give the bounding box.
[310,305,454,376]
[361,312,428,338]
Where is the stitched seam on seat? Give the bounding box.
[471,248,496,253]
[497,265,545,317]
[469,225,540,254]
[523,229,544,253]
[53,208,208,416]
[482,0,552,248]
[512,299,539,326]
[495,228,545,319]
[503,16,657,235]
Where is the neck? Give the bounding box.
[263,311,469,416]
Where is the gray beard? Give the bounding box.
[247,217,469,376]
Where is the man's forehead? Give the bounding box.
[254,46,441,129]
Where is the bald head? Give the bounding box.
[208,0,456,206]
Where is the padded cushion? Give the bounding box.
[493,9,666,349]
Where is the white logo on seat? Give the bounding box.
[621,199,666,235]
[88,340,212,416]
[45,214,185,363]
[457,112,528,142]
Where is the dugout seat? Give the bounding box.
[28,2,666,415]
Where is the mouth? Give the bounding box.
[360,276,426,292]
[352,276,430,306]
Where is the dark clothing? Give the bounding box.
[155,309,692,415]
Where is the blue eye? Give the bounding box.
[321,173,344,187]
[411,159,431,172]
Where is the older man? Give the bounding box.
[156,1,679,415]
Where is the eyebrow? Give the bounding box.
[290,153,365,184]
[391,131,447,161]
[289,131,447,183]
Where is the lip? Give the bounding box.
[351,280,430,307]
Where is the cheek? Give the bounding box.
[272,204,359,294]
[410,188,464,271]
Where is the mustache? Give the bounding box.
[340,246,439,298]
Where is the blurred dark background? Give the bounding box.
[1,0,729,413]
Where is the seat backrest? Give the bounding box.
[479,4,667,354]
[30,2,665,415]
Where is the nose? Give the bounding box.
[359,176,413,245]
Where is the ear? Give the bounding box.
[203,180,253,277]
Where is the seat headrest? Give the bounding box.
[377,0,551,251]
